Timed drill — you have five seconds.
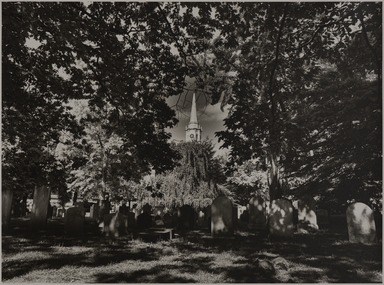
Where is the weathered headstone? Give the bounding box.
[119,204,129,215]
[65,206,85,235]
[178,205,196,230]
[2,188,13,229]
[127,211,136,228]
[57,208,65,218]
[296,197,318,232]
[248,196,267,230]
[100,200,111,218]
[31,186,51,229]
[101,212,128,237]
[137,212,152,229]
[75,201,85,216]
[52,206,58,218]
[317,209,329,228]
[196,210,205,228]
[240,209,249,223]
[163,212,173,227]
[211,196,234,236]
[269,199,294,237]
[90,203,100,220]
[346,202,376,244]
[204,205,211,230]
[142,203,152,214]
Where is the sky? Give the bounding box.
[165,86,230,157]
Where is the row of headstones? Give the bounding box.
[212,196,378,243]
[2,187,378,243]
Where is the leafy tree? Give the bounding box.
[2,2,193,201]
[226,158,269,205]
[184,2,382,203]
[288,68,381,211]
[138,140,226,209]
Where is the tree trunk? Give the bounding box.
[268,152,282,201]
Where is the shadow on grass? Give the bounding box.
[95,265,197,283]
[2,218,382,283]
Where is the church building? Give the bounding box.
[185,93,202,142]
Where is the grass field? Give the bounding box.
[2,217,382,283]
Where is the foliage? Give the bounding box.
[288,69,381,210]
[187,2,383,204]
[136,140,225,209]
[2,2,193,200]
[226,159,269,205]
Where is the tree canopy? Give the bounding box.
[2,2,382,209]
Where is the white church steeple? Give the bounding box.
[185,93,202,142]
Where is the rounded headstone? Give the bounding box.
[142,203,152,214]
[137,212,152,229]
[269,199,294,237]
[346,202,376,244]
[163,212,173,227]
[178,205,196,230]
[211,196,234,236]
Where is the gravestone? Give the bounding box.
[196,210,205,228]
[296,197,318,232]
[31,186,51,229]
[137,213,152,229]
[269,199,294,237]
[248,196,267,230]
[142,203,152,214]
[178,205,196,230]
[65,206,85,235]
[163,212,173,227]
[211,196,234,236]
[52,206,58,218]
[240,209,249,223]
[75,201,85,216]
[346,202,376,244]
[119,204,129,215]
[317,209,329,228]
[90,203,100,220]
[57,208,65,218]
[128,211,136,228]
[2,188,13,229]
[100,200,111,218]
[101,212,128,237]
[204,206,212,230]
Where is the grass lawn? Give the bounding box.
[2,217,382,283]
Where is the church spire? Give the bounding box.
[185,93,202,142]
[189,93,198,124]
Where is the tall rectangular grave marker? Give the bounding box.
[211,196,234,237]
[31,186,51,229]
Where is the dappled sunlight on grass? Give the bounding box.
[2,220,382,283]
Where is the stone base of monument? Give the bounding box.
[137,227,174,242]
